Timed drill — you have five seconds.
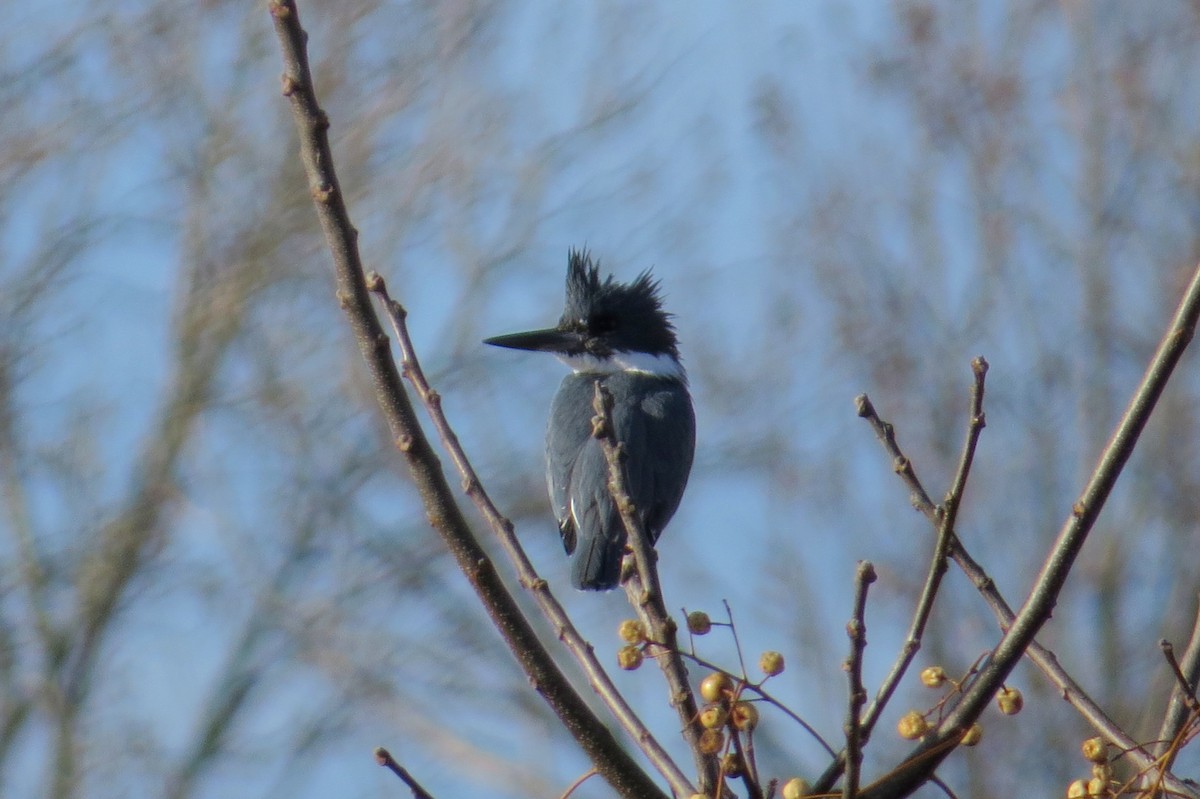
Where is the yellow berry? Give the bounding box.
[687,611,713,635]
[1091,763,1112,783]
[731,701,759,731]
[920,666,947,688]
[1087,776,1107,796]
[897,710,929,740]
[721,752,743,777]
[617,619,645,644]
[698,728,724,754]
[699,703,728,729]
[700,672,733,703]
[1067,778,1088,798]
[781,777,811,799]
[1081,736,1106,763]
[996,686,1024,715]
[960,722,982,746]
[759,650,785,676]
[617,645,643,670]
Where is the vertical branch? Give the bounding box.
[843,561,877,799]
[591,382,720,794]
[1155,603,1200,770]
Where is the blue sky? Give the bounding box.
[4,2,1200,798]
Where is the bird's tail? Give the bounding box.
[570,533,623,590]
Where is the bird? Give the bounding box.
[484,249,696,590]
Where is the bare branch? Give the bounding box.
[859,262,1200,799]
[842,387,1175,793]
[266,4,669,797]
[368,273,693,797]
[843,561,877,799]
[1155,604,1200,770]
[871,356,987,727]
[591,381,719,793]
[819,359,989,791]
[375,747,437,799]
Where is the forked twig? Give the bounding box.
[819,359,989,791]
[858,262,1200,799]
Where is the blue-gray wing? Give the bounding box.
[546,374,596,557]
[545,372,695,590]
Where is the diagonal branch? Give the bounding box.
[849,395,1156,765]
[858,261,1200,799]
[266,4,669,798]
[368,274,694,797]
[818,358,990,791]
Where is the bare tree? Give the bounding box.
[7,1,1200,798]
[265,1,1200,798]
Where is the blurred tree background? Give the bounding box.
[2,1,1200,797]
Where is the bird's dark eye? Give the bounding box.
[590,313,617,334]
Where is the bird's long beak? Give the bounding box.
[483,327,583,353]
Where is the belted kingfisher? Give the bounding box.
[484,249,696,590]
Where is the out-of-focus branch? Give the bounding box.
[56,253,261,799]
[266,4,669,798]
[368,275,694,797]
[591,382,719,794]
[858,262,1200,799]
[0,354,58,673]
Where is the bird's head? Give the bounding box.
[484,249,683,378]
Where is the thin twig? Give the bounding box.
[591,381,719,793]
[928,774,959,799]
[854,395,937,517]
[819,360,989,790]
[266,4,671,798]
[675,649,837,757]
[858,262,1200,799]
[1156,605,1200,772]
[730,727,764,799]
[830,392,1183,795]
[559,769,599,799]
[1161,640,1200,714]
[368,275,694,797]
[843,561,877,799]
[724,600,751,680]
[374,747,437,799]
[867,360,986,728]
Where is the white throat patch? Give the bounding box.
[557,351,685,379]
